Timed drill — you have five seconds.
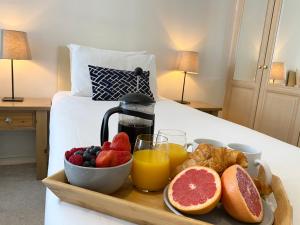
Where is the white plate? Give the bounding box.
[163,185,274,225]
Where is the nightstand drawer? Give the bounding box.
[0,111,35,129]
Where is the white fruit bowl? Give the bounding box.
[64,157,133,194]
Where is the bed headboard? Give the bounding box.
[57,46,71,91]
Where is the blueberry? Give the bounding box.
[91,146,100,155]
[86,146,93,153]
[96,151,100,156]
[82,161,90,167]
[90,158,96,167]
[83,151,92,161]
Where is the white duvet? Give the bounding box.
[46,92,300,225]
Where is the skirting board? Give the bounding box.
[0,156,35,166]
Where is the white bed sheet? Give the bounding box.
[46,91,300,225]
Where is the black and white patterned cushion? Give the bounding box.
[88,65,154,101]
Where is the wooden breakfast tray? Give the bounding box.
[43,171,292,225]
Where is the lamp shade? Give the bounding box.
[0,29,31,60]
[270,62,285,80]
[177,51,199,74]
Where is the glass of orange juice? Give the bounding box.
[131,134,169,192]
[158,129,188,175]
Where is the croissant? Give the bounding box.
[172,144,248,177]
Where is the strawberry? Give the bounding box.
[70,147,85,154]
[65,151,72,160]
[96,150,131,167]
[102,141,111,151]
[68,154,83,166]
[110,132,131,152]
[66,147,86,160]
[110,151,131,167]
[96,150,113,167]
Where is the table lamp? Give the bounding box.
[176,51,199,104]
[270,62,285,84]
[0,29,31,102]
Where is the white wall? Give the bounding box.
[0,0,236,104]
[0,0,236,162]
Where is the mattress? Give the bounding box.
[45,91,300,225]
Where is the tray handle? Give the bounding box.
[272,175,293,225]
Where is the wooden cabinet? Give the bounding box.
[292,100,300,146]
[224,0,300,147]
[254,91,299,143]
[188,101,222,116]
[225,84,257,127]
[0,111,35,129]
[223,0,276,128]
[0,98,51,179]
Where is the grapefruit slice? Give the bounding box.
[221,165,263,223]
[168,166,221,214]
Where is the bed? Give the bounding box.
[45,91,300,225]
[46,44,298,224]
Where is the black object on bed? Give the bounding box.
[88,66,154,101]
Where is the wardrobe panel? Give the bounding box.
[256,92,298,142]
[227,86,255,127]
[233,0,269,82]
[223,0,276,129]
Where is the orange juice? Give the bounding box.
[132,149,170,191]
[168,143,188,173]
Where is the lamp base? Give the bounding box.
[175,100,190,105]
[2,97,24,102]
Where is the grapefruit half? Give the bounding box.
[221,165,263,223]
[168,166,221,214]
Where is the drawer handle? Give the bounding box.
[4,117,12,124]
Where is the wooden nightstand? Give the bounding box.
[0,98,51,179]
[188,101,222,116]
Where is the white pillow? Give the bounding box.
[68,44,157,98]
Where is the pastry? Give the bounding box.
[173,144,248,177]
